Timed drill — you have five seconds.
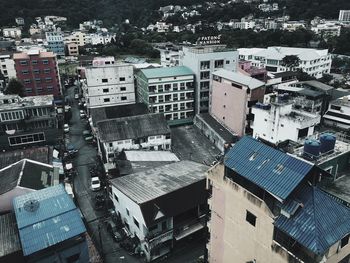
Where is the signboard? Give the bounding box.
[196,35,221,45]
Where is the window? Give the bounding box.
[120,87,126,91]
[121,96,127,101]
[126,208,130,216]
[44,68,51,74]
[103,88,109,93]
[246,211,256,226]
[42,60,49,65]
[341,234,350,248]
[35,78,41,83]
[8,132,45,146]
[20,60,28,65]
[21,70,29,74]
[214,60,224,68]
[226,60,230,64]
[45,77,52,83]
[119,77,125,81]
[66,253,80,263]
[33,69,40,74]
[104,98,110,102]
[24,79,31,84]
[133,217,140,228]
[114,194,119,202]
[281,124,284,127]
[32,60,38,65]
[102,78,108,83]
[47,86,53,91]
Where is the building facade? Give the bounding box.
[66,42,79,56]
[0,94,60,149]
[180,45,239,114]
[323,95,350,130]
[45,31,65,57]
[64,31,87,46]
[84,61,135,109]
[0,52,16,89]
[238,47,332,79]
[339,10,350,22]
[13,50,62,97]
[110,161,208,262]
[136,66,195,126]
[207,136,350,263]
[211,69,265,136]
[2,28,21,39]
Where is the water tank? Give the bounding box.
[320,133,336,153]
[255,102,262,109]
[304,139,320,160]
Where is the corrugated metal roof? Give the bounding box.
[213,69,265,90]
[13,184,86,256]
[275,186,350,255]
[224,136,313,200]
[140,66,194,79]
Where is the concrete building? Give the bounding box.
[12,184,88,262]
[84,60,135,109]
[0,52,16,89]
[136,66,195,126]
[211,69,265,136]
[311,23,342,39]
[2,28,21,39]
[0,94,60,149]
[251,93,321,144]
[96,113,171,162]
[45,31,65,57]
[181,45,239,114]
[339,10,350,22]
[15,17,25,26]
[238,47,332,79]
[238,60,267,82]
[66,42,79,56]
[13,50,62,97]
[64,31,87,46]
[110,160,208,262]
[207,136,350,263]
[159,48,181,67]
[323,95,350,130]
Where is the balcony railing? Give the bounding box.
[145,229,173,250]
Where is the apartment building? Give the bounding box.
[66,42,79,56]
[181,45,238,114]
[84,59,135,109]
[323,95,350,130]
[13,50,62,97]
[211,69,265,136]
[159,48,181,67]
[0,94,59,149]
[136,66,195,126]
[0,52,16,89]
[110,161,208,262]
[238,47,332,79]
[45,31,65,57]
[207,136,350,263]
[339,10,350,22]
[311,23,342,39]
[252,93,321,144]
[2,28,21,39]
[64,31,87,46]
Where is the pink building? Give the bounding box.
[14,50,62,97]
[210,69,265,136]
[238,60,267,82]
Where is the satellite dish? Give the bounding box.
[24,199,40,212]
[5,130,16,135]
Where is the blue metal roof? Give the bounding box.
[275,186,350,255]
[13,184,86,256]
[224,136,313,200]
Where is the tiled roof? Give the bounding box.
[224,136,313,200]
[13,185,86,256]
[140,66,194,79]
[275,186,350,255]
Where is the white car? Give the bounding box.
[64,124,70,133]
[74,94,79,99]
[80,110,86,118]
[91,177,101,191]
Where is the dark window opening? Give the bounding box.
[246,211,256,226]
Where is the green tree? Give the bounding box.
[281,55,301,71]
[5,78,24,97]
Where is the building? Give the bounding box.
[0,52,16,89]
[251,93,321,144]
[323,95,350,130]
[207,136,350,263]
[13,50,62,97]
[66,42,79,56]
[311,23,342,39]
[110,160,208,262]
[64,31,87,46]
[238,60,267,82]
[0,158,58,213]
[339,10,350,22]
[181,45,239,113]
[45,31,65,57]
[96,113,171,162]
[159,48,181,67]
[211,69,265,136]
[2,28,21,39]
[136,66,195,126]
[15,17,25,26]
[84,60,135,109]
[12,184,88,262]
[238,47,332,79]
[0,94,60,149]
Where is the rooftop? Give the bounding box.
[13,184,86,256]
[185,45,236,54]
[89,103,148,126]
[0,213,21,258]
[300,80,334,92]
[97,113,170,142]
[275,186,350,255]
[13,50,56,60]
[213,69,265,90]
[140,66,194,79]
[124,150,180,162]
[224,136,313,201]
[0,94,54,110]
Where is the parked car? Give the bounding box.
[80,110,86,118]
[66,144,78,155]
[64,124,70,133]
[74,93,79,99]
[83,130,94,142]
[91,177,101,191]
[106,221,127,242]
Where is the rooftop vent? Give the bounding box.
[23,199,40,212]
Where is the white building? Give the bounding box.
[339,10,350,22]
[2,28,21,39]
[311,23,342,38]
[86,33,115,46]
[15,17,25,26]
[252,93,321,144]
[180,45,239,113]
[64,31,87,46]
[0,53,16,88]
[282,21,306,31]
[238,46,332,79]
[84,59,135,109]
[109,160,208,262]
[96,113,171,162]
[159,48,181,67]
[323,95,350,130]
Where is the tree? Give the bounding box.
[5,78,24,97]
[281,55,301,71]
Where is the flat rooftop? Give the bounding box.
[110,160,208,204]
[0,94,54,110]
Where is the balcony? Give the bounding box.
[146,229,173,250]
[174,214,206,241]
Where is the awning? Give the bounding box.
[174,222,205,241]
